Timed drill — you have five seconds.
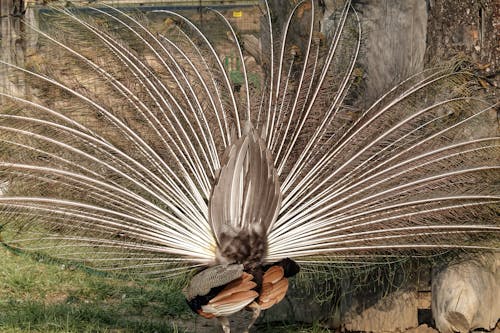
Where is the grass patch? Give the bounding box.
[0,246,190,332]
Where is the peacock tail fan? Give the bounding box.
[0,0,498,284]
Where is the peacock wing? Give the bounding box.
[199,272,259,318]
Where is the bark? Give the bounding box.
[241,34,261,64]
[0,0,27,101]
[354,0,427,106]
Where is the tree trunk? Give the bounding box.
[0,0,27,102]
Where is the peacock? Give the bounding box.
[0,0,499,332]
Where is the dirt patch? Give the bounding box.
[45,291,70,305]
[425,0,499,87]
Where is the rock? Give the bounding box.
[432,253,500,333]
[342,289,419,333]
[405,324,439,333]
[417,291,432,309]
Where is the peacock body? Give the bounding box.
[0,0,499,332]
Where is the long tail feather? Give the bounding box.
[0,1,498,278]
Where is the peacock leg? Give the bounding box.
[218,316,231,333]
[244,302,261,333]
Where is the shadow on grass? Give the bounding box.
[0,299,187,333]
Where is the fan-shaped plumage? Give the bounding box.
[0,0,498,331]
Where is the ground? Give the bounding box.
[0,246,334,332]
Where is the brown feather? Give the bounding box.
[262,265,285,284]
[210,128,282,268]
[209,280,257,303]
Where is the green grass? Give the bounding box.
[0,247,333,332]
[0,246,191,332]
